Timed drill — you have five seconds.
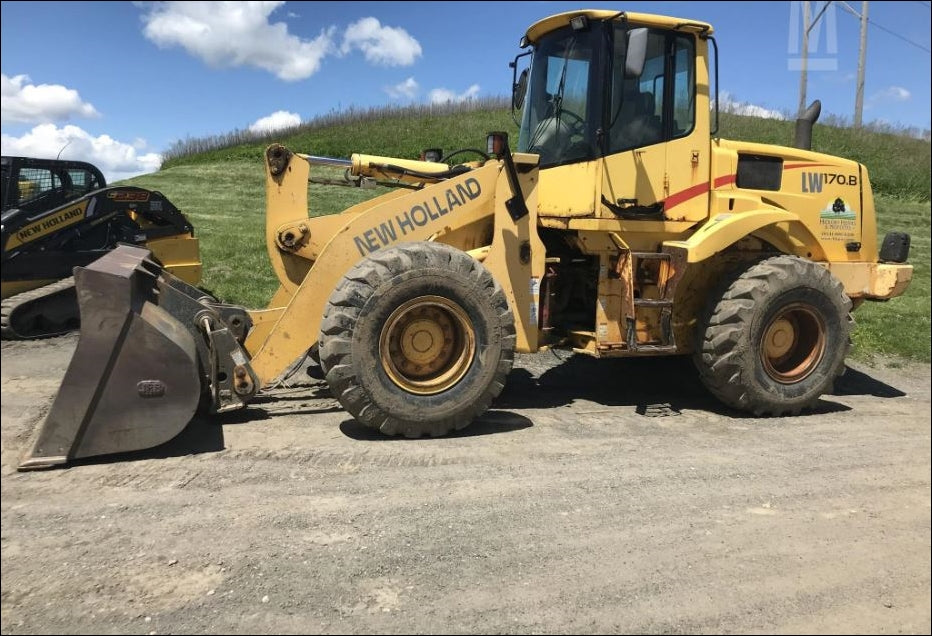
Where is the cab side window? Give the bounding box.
[671,35,696,137]
[17,168,61,206]
[67,168,102,196]
[608,28,695,153]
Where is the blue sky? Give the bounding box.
[2,1,929,181]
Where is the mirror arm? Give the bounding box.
[510,49,533,126]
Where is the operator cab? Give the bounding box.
[513,10,712,225]
[1,156,106,216]
[516,11,703,169]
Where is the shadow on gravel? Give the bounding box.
[832,366,907,398]
[69,413,226,468]
[497,353,861,418]
[223,383,342,419]
[339,411,533,441]
[249,384,332,403]
[63,360,903,467]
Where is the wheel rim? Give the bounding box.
[379,295,476,395]
[760,303,827,384]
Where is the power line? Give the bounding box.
[839,2,931,53]
[808,1,833,32]
[867,17,931,52]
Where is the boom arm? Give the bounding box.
[248,145,544,388]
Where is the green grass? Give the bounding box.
[125,162,383,308]
[127,104,930,363]
[850,198,931,363]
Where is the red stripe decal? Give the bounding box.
[660,160,832,212]
[714,174,736,188]
[663,182,709,211]
[663,173,737,211]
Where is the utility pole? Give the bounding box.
[854,1,869,128]
[797,2,836,118]
[798,1,811,118]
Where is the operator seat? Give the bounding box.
[614,91,663,150]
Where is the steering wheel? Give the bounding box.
[557,109,586,136]
[528,109,587,161]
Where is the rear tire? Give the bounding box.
[694,255,852,415]
[319,242,515,437]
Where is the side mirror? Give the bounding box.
[513,68,529,111]
[625,28,648,78]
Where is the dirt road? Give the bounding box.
[2,334,930,634]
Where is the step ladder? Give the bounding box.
[625,252,677,353]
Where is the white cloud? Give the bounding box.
[341,17,422,66]
[874,86,911,102]
[717,91,786,120]
[1,124,162,182]
[139,5,421,79]
[1,73,100,124]
[385,77,419,100]
[428,84,480,105]
[141,1,335,81]
[249,110,302,134]
[865,86,912,110]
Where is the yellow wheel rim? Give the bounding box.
[379,296,476,395]
[760,303,826,384]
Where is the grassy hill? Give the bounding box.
[127,101,930,362]
[162,100,931,201]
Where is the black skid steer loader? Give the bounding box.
[1,156,201,339]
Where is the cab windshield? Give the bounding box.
[517,26,597,167]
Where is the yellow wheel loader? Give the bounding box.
[19,10,913,470]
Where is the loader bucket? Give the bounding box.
[18,245,203,470]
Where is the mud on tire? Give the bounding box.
[319,242,515,437]
[694,255,853,415]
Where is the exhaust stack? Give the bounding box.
[794,100,822,151]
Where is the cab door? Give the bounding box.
[599,27,709,224]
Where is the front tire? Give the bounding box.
[319,243,515,437]
[694,255,852,415]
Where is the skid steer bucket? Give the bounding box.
[19,245,204,470]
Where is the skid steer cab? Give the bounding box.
[20,9,912,470]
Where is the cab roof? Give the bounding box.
[523,10,713,45]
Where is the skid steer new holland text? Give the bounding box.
[19,10,912,470]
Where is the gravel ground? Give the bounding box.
[2,334,930,634]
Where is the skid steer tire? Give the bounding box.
[694,255,852,416]
[319,242,515,437]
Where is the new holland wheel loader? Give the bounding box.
[1,156,201,339]
[18,10,913,470]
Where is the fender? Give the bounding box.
[664,209,824,263]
